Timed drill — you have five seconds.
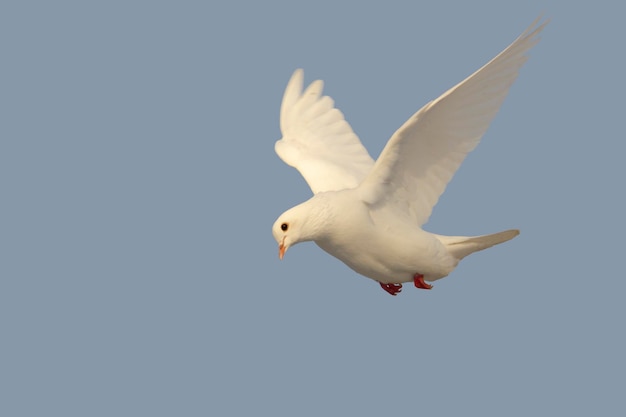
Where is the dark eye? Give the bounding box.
[281,223,288,231]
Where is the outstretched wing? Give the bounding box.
[359,18,547,225]
[275,69,374,194]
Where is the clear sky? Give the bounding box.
[1,1,624,416]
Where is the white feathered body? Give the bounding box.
[272,18,545,291]
[292,191,517,284]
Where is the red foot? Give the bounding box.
[413,273,433,290]
[379,282,403,296]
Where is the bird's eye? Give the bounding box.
[281,223,289,231]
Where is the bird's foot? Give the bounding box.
[413,273,433,290]
[379,282,402,296]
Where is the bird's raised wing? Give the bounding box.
[359,18,547,226]
[275,69,374,194]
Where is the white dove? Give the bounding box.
[272,18,546,296]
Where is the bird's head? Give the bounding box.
[272,207,304,260]
[272,198,329,260]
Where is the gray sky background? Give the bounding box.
[1,1,624,416]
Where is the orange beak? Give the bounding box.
[279,238,286,260]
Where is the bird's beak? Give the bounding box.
[279,238,286,260]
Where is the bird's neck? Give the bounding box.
[299,194,336,241]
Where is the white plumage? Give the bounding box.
[272,18,546,295]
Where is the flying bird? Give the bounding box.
[272,18,546,296]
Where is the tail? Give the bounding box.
[435,229,520,260]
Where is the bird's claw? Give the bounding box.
[379,282,403,296]
[414,273,433,290]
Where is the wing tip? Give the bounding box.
[519,15,549,45]
[280,69,306,133]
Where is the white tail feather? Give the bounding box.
[436,229,520,260]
